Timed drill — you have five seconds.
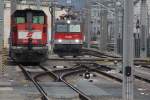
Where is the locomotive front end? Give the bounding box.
[9,9,48,63]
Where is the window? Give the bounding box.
[56,23,81,33]
[16,17,25,24]
[33,16,44,24]
[56,24,68,32]
[69,24,81,32]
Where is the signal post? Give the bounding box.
[123,0,134,100]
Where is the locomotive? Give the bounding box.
[9,9,48,63]
[53,17,84,57]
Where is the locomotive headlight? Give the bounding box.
[58,39,62,43]
[75,39,80,43]
[67,20,71,24]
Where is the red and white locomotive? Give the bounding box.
[9,9,48,63]
[53,15,84,57]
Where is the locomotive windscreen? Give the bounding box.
[13,9,46,24]
[69,24,80,32]
[16,17,25,23]
[33,16,44,24]
[56,24,68,32]
[56,23,81,33]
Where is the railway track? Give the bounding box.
[52,63,121,100]
[90,63,150,84]
[19,64,91,100]
[18,64,50,100]
[79,64,122,83]
[13,57,150,100]
[60,69,91,100]
[135,65,150,83]
[141,65,150,69]
[48,57,150,65]
[40,65,92,100]
[38,63,118,100]
[81,48,120,58]
[48,48,150,66]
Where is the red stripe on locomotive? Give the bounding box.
[54,33,83,40]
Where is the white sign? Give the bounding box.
[18,30,42,39]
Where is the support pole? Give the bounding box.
[0,0,4,77]
[85,0,91,48]
[100,10,108,52]
[0,0,4,37]
[50,0,55,53]
[97,5,101,50]
[140,0,148,58]
[35,0,41,10]
[114,2,119,54]
[11,0,17,14]
[123,0,134,100]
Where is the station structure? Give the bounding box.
[0,0,150,100]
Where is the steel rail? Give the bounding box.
[90,63,150,84]
[18,64,50,100]
[58,63,122,100]
[37,65,59,81]
[38,65,91,100]
[91,68,122,82]
[81,48,120,58]
[141,65,150,69]
[48,58,150,65]
[60,69,92,100]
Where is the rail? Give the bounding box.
[60,69,92,100]
[18,64,50,100]
[36,65,91,100]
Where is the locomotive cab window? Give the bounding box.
[56,24,68,32]
[33,16,44,24]
[16,17,25,24]
[69,24,81,32]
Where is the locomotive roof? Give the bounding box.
[12,9,46,16]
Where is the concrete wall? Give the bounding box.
[4,8,10,48]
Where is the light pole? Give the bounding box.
[86,0,91,48]
[123,0,134,100]
[11,0,17,14]
[49,0,56,54]
[114,1,122,54]
[140,0,148,58]
[35,0,41,10]
[0,0,4,78]
[100,9,108,52]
